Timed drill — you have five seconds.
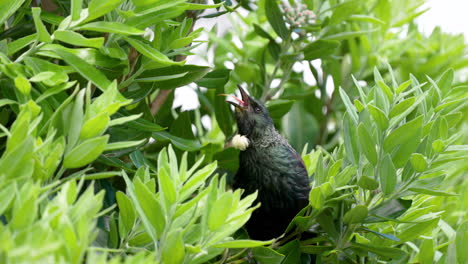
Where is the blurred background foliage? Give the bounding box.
[0,0,466,263]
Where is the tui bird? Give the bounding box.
[227,86,311,240]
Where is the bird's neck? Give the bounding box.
[248,126,285,148]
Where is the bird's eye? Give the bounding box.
[254,107,261,113]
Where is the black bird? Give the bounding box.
[227,86,311,240]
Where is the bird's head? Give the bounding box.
[226,85,274,138]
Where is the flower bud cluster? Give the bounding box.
[280,2,316,29]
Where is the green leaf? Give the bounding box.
[14,75,31,95]
[432,139,445,153]
[195,69,230,88]
[343,114,360,164]
[54,30,104,48]
[456,221,468,264]
[208,192,233,231]
[161,229,185,264]
[396,79,412,94]
[0,183,15,215]
[368,104,388,131]
[140,65,211,90]
[343,205,368,224]
[80,113,109,139]
[419,238,434,264]
[153,131,201,151]
[358,175,379,190]
[384,115,423,152]
[252,247,285,263]
[266,99,295,119]
[104,139,146,151]
[323,28,378,41]
[0,0,26,26]
[357,124,378,165]
[348,15,385,25]
[339,87,359,124]
[389,97,415,118]
[214,239,274,248]
[7,34,37,56]
[77,21,145,35]
[303,40,340,60]
[63,135,109,168]
[265,0,289,39]
[70,0,82,20]
[124,36,183,65]
[133,177,165,236]
[31,7,52,43]
[49,47,111,91]
[253,24,275,41]
[351,243,407,259]
[68,89,85,149]
[408,187,457,196]
[158,166,177,207]
[410,153,427,172]
[116,191,135,232]
[86,0,124,22]
[309,187,323,209]
[398,218,439,242]
[380,154,396,195]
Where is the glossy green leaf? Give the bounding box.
[153,131,201,151]
[104,139,146,151]
[49,48,112,91]
[208,192,233,231]
[7,34,37,56]
[31,7,52,43]
[80,113,109,139]
[63,135,109,168]
[86,0,124,22]
[54,30,104,48]
[140,65,211,90]
[77,22,145,35]
[0,0,26,26]
[214,239,274,248]
[133,177,165,237]
[124,36,183,65]
[351,243,407,259]
[14,75,31,95]
[265,0,289,39]
[309,187,323,209]
[266,99,295,119]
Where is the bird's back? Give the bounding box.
[234,131,310,240]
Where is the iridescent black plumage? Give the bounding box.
[228,86,311,240]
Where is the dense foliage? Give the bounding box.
[0,0,466,263]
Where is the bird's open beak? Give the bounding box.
[222,85,250,112]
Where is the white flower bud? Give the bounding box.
[231,134,250,151]
[143,27,154,41]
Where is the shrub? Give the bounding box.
[0,0,466,263]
